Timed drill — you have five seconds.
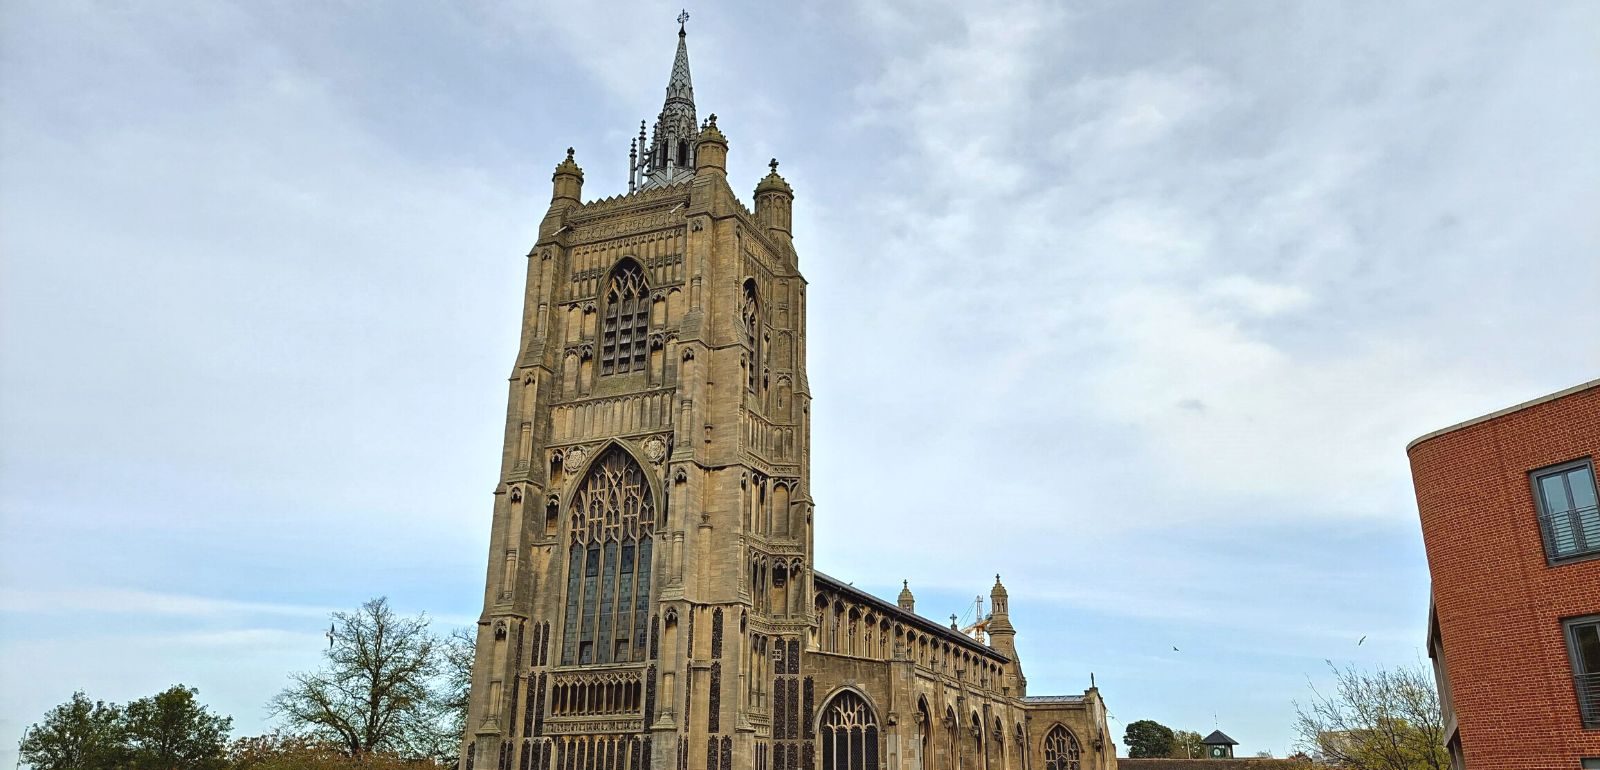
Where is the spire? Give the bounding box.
[667,10,695,107]
[634,12,700,191]
[898,580,915,612]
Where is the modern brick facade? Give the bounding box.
[1409,379,1600,769]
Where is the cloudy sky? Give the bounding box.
[2,0,1597,761]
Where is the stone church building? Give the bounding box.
[462,20,1115,770]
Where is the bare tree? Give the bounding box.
[440,628,477,743]
[269,597,444,759]
[1293,661,1448,770]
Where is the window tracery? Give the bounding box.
[1043,725,1081,770]
[743,280,761,392]
[560,447,657,665]
[601,261,651,376]
[819,691,879,770]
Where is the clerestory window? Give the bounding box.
[1532,458,1600,563]
[600,262,650,377]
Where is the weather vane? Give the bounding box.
[678,9,690,26]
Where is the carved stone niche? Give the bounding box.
[494,620,509,641]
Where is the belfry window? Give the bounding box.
[743,280,761,392]
[1043,725,1081,770]
[560,447,657,665]
[818,690,879,770]
[601,262,650,376]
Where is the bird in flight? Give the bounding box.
[327,623,335,649]
[1357,635,1366,646]
[1171,646,1180,652]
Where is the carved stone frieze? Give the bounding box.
[572,210,683,240]
[542,719,644,734]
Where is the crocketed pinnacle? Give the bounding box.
[755,158,792,196]
[554,147,583,178]
[697,113,726,145]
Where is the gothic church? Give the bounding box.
[462,20,1115,770]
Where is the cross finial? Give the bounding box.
[678,9,689,26]
[769,158,779,173]
[566,147,574,159]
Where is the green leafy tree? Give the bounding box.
[1123,719,1175,758]
[123,685,233,770]
[18,692,128,770]
[1293,661,1448,770]
[1169,729,1205,759]
[269,597,449,760]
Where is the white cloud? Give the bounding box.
[1201,276,1313,317]
[1052,66,1237,154]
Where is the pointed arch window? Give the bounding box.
[560,447,657,665]
[1043,725,1081,770]
[819,691,879,770]
[742,280,761,392]
[915,699,932,770]
[601,262,651,376]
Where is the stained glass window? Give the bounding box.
[559,447,658,664]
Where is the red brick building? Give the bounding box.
[1409,379,1600,769]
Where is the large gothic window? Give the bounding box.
[560,446,657,665]
[601,262,650,376]
[742,280,761,392]
[819,691,879,770]
[1043,726,1081,770]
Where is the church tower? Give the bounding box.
[461,17,811,770]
